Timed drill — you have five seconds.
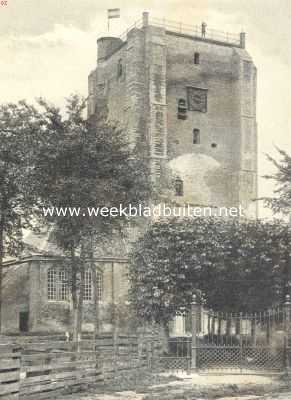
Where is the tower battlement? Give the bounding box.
[97,12,246,62]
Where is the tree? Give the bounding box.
[263,148,291,214]
[128,217,290,328]
[0,101,41,332]
[32,95,153,340]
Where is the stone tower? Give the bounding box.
[88,12,257,218]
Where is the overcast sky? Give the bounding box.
[0,0,290,217]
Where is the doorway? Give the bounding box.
[19,311,29,332]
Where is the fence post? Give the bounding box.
[284,294,291,374]
[191,294,200,371]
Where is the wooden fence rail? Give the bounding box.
[0,334,160,399]
[20,351,101,400]
[0,343,20,400]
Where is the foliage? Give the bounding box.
[31,95,153,337]
[129,217,291,326]
[0,101,42,331]
[0,101,41,256]
[33,95,153,250]
[263,148,291,214]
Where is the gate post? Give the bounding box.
[191,294,200,371]
[284,294,291,374]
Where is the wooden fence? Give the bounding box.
[20,350,100,400]
[0,333,165,400]
[0,342,20,400]
[0,335,156,400]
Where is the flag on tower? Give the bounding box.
[108,8,120,19]
[107,8,120,31]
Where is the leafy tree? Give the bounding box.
[263,148,291,214]
[32,95,153,340]
[0,101,41,332]
[129,217,290,329]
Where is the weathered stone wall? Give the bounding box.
[144,26,167,179]
[165,32,257,213]
[90,28,148,150]
[90,23,257,216]
[2,263,30,333]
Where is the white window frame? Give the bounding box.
[47,268,68,302]
[83,269,103,302]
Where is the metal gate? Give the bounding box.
[152,336,192,373]
[194,301,289,374]
[152,296,291,374]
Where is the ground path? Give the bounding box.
[57,374,291,400]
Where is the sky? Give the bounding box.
[0,0,290,217]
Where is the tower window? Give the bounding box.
[117,59,123,77]
[211,143,217,148]
[194,52,200,65]
[174,178,184,197]
[177,99,187,120]
[193,129,200,144]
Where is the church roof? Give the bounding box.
[3,227,129,267]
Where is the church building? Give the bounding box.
[1,12,257,335]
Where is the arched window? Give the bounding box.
[194,52,200,65]
[47,268,68,301]
[193,129,200,144]
[175,177,184,197]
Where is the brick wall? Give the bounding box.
[2,263,30,333]
[2,258,130,334]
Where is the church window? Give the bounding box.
[47,268,68,301]
[97,272,103,302]
[84,269,92,301]
[175,177,184,196]
[83,269,103,302]
[193,129,200,144]
[194,52,200,65]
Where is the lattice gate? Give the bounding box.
[195,301,289,374]
[152,296,291,374]
[198,346,284,373]
[152,336,192,373]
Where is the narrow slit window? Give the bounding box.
[193,129,200,144]
[194,52,200,65]
[175,178,184,197]
[117,59,123,77]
